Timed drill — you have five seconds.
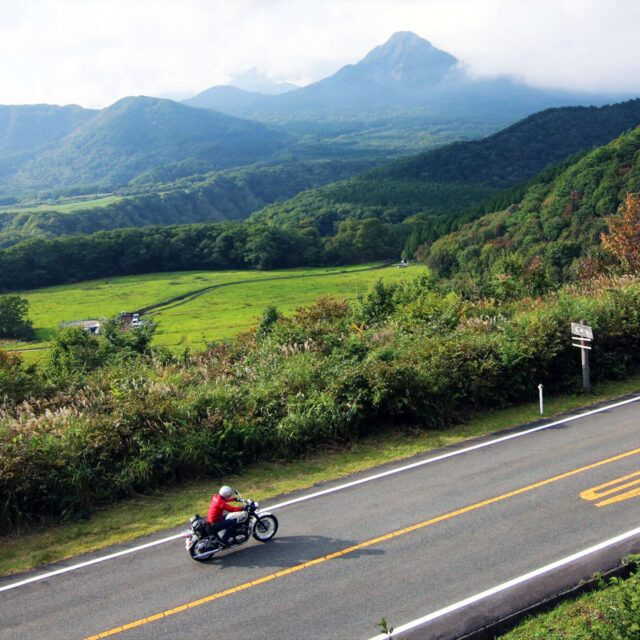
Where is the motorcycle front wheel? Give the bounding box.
[252,515,278,542]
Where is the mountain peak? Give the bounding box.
[353,31,458,86]
[374,30,435,52]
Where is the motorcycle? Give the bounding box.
[185,492,278,561]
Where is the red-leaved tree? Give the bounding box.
[601,193,640,274]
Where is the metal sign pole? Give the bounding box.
[571,320,592,393]
[581,338,591,392]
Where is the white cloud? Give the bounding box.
[0,0,638,108]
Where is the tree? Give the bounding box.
[257,304,280,338]
[244,225,283,269]
[601,192,640,274]
[44,326,110,378]
[0,349,43,402]
[0,296,35,341]
[101,317,157,356]
[355,278,398,324]
[354,218,390,260]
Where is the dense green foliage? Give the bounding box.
[381,101,640,187]
[45,320,157,378]
[0,219,410,292]
[0,295,34,341]
[422,126,640,287]
[1,274,639,530]
[3,124,640,294]
[251,176,497,234]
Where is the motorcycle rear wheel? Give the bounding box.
[252,515,278,542]
[190,538,214,561]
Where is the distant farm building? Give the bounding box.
[59,319,102,334]
[120,311,143,328]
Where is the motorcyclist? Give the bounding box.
[206,485,245,547]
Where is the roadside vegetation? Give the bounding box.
[498,560,640,640]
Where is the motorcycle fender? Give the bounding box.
[185,535,197,551]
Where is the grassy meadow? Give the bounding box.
[3,262,427,358]
[0,193,122,214]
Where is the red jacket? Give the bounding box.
[207,494,243,524]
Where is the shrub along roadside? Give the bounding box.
[1,275,640,533]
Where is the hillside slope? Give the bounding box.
[0,158,378,247]
[249,99,640,238]
[422,126,640,281]
[1,97,289,191]
[0,104,98,189]
[2,128,639,293]
[0,104,97,154]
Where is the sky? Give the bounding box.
[1,0,639,109]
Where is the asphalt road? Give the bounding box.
[2,395,640,640]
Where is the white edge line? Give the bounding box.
[0,534,181,593]
[367,524,640,640]
[1,394,639,594]
[267,394,640,510]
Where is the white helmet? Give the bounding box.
[219,485,233,499]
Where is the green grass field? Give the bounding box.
[0,193,122,214]
[3,263,428,358]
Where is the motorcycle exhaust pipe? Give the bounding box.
[193,550,218,560]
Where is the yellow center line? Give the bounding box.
[84,446,640,640]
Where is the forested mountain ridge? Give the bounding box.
[421,126,640,284]
[375,99,640,187]
[0,97,290,192]
[249,99,640,241]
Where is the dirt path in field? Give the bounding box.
[135,263,394,316]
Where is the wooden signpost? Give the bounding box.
[571,320,593,392]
